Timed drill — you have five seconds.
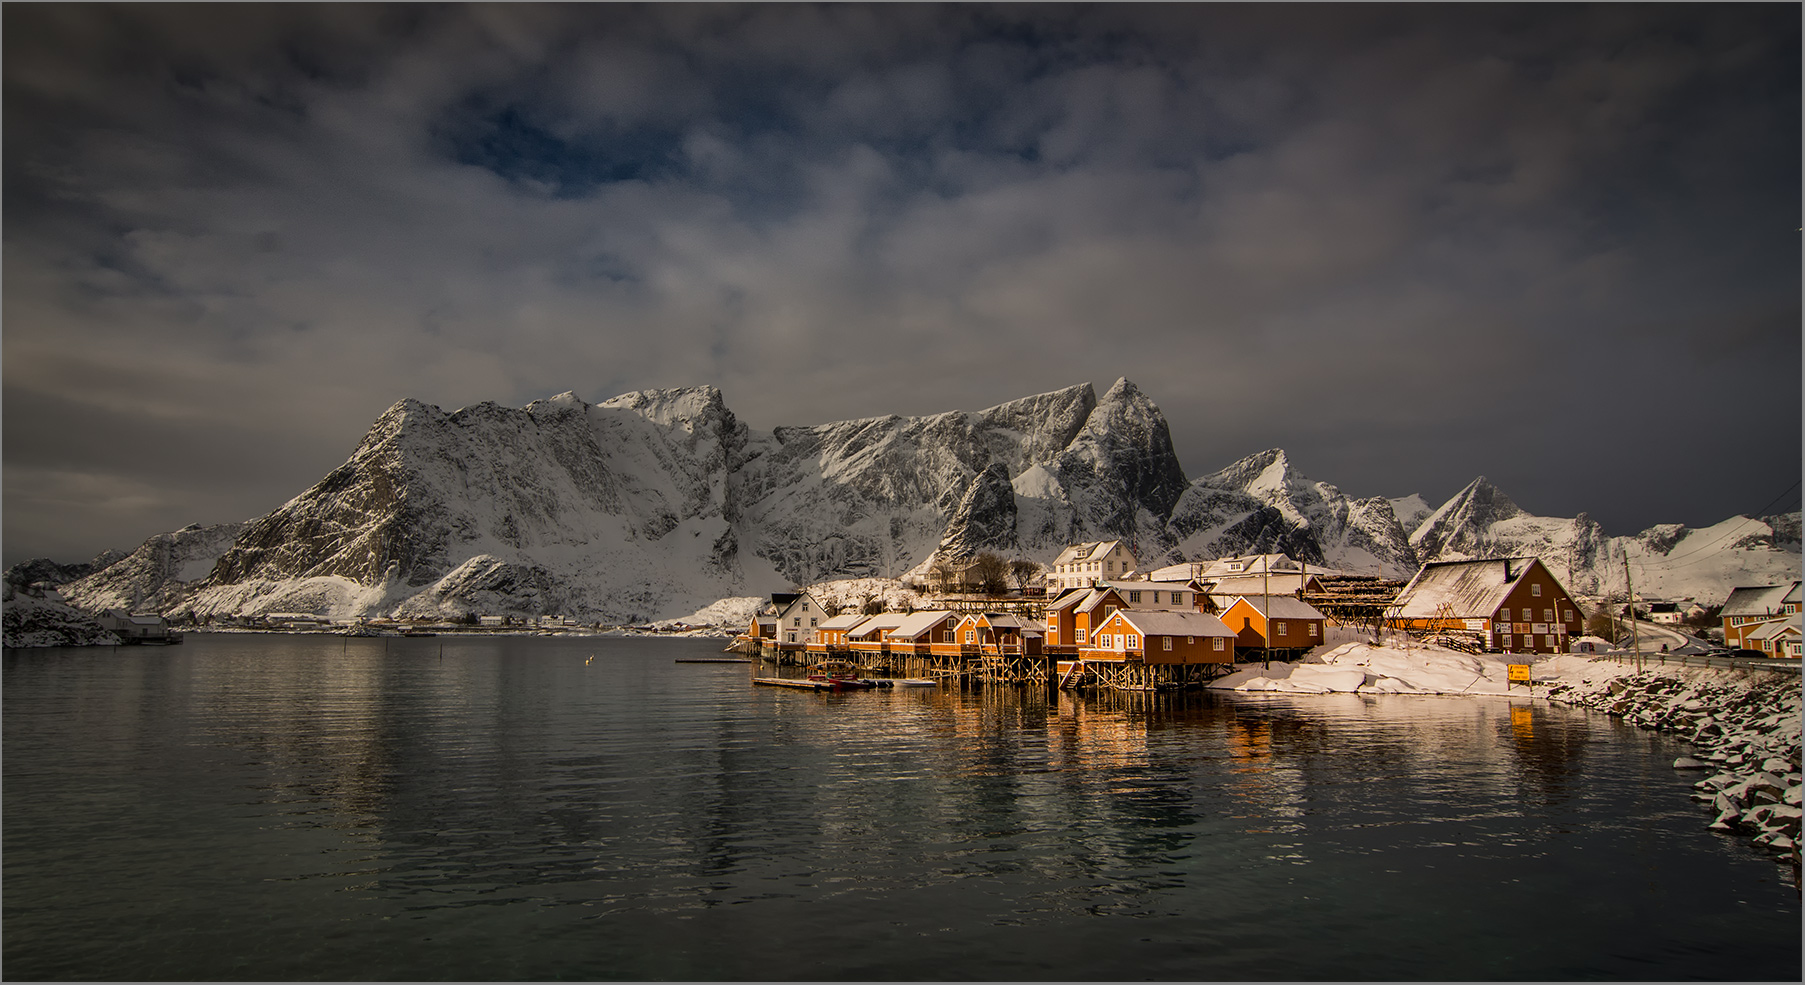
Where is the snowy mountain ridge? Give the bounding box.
[43,381,1803,621]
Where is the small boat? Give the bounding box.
[807,661,878,690]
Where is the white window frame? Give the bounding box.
[1163,636,1173,650]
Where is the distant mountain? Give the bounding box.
[42,381,1801,622]
[58,523,248,614]
[1167,449,1421,579]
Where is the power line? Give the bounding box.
[1628,478,1802,571]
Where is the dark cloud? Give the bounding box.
[4,3,1799,564]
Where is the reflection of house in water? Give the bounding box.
[1227,716,1271,761]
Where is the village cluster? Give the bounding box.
[740,540,1803,689]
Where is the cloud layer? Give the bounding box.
[5,4,1799,565]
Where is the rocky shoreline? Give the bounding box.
[1541,661,1802,867]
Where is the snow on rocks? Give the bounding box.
[1542,662,1802,865]
[1,590,122,647]
[1210,641,1523,695]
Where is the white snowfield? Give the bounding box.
[1212,640,1635,696]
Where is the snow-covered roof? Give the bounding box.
[1052,540,1123,565]
[1205,574,1319,598]
[887,610,960,641]
[847,614,907,639]
[1076,587,1123,613]
[963,612,1033,630]
[1200,553,1299,577]
[1721,581,1800,617]
[1105,609,1235,638]
[1223,595,1328,620]
[1386,557,1549,620]
[819,613,865,630]
[1746,613,1801,641]
[1048,586,1123,613]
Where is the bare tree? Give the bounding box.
[927,556,957,593]
[1007,559,1040,593]
[970,552,1009,596]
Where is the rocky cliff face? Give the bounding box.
[60,522,248,613]
[49,380,1802,620]
[1167,449,1420,578]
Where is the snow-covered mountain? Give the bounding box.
[1167,449,1422,579]
[1407,477,1799,603]
[58,522,248,613]
[43,380,1800,621]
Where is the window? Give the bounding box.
[965,630,975,643]
[1212,637,1225,650]
[1128,591,1141,603]
[1308,623,1318,637]
[787,633,796,643]
[943,629,954,643]
[1076,628,1087,644]
[1126,635,1139,650]
[1542,609,1552,624]
[810,618,818,627]
[793,618,801,627]
[1187,636,1195,644]
[1163,636,1173,650]
[1173,592,1186,606]
[1531,584,1542,597]
[1099,634,1112,648]
[1521,608,1532,621]
[1276,621,1288,635]
[1563,609,1573,622]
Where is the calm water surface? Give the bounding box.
[4,634,1799,980]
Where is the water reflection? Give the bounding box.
[4,636,1798,982]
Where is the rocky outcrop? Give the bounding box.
[1544,667,1802,864]
[1168,449,1418,577]
[935,464,1019,564]
[2,584,120,647]
[59,522,248,614]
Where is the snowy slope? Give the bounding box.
[63,381,1798,621]
[1167,449,1420,578]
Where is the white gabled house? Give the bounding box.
[1049,541,1136,594]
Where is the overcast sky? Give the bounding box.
[5,4,1800,567]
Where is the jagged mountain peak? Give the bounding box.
[1412,475,1524,548]
[67,381,1799,624]
[598,385,729,426]
[1201,448,1296,492]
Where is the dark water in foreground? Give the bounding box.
[4,633,1798,981]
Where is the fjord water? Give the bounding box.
[4,635,1798,981]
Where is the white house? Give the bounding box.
[1048,541,1136,593]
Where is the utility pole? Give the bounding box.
[1622,555,1643,673]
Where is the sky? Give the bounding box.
[4,3,1800,568]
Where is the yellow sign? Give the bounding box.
[1507,663,1532,683]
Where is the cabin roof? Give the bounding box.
[846,614,908,639]
[1052,540,1123,565]
[818,613,865,630]
[1722,581,1801,617]
[1104,609,1235,637]
[1386,557,1551,620]
[887,610,961,640]
[1746,613,1801,641]
[1224,595,1328,620]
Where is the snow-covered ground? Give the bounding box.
[1211,639,1559,696]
